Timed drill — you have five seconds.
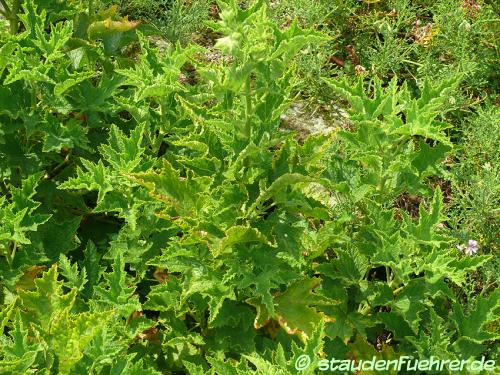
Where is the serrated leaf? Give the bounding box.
[58,159,113,204]
[99,123,147,173]
[93,253,141,317]
[418,250,491,286]
[317,248,369,284]
[248,278,336,341]
[216,225,272,255]
[451,288,500,344]
[54,71,95,96]
[403,187,449,246]
[58,254,87,291]
[128,159,212,216]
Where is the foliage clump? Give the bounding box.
[0,0,498,373]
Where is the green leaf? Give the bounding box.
[403,187,449,246]
[54,71,95,96]
[58,254,87,291]
[215,225,273,256]
[417,250,491,286]
[322,76,400,120]
[406,309,453,359]
[58,159,113,205]
[42,116,90,153]
[248,278,336,341]
[12,265,108,374]
[128,159,212,217]
[33,20,73,61]
[93,253,141,317]
[0,174,51,250]
[0,42,17,78]
[451,288,500,345]
[18,265,75,328]
[317,248,369,285]
[0,312,40,374]
[248,173,316,215]
[99,123,148,173]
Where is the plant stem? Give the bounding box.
[10,241,17,264]
[8,0,20,34]
[4,240,15,266]
[401,59,423,67]
[393,285,404,295]
[0,0,11,15]
[0,179,9,197]
[45,150,73,179]
[244,75,252,139]
[377,175,388,199]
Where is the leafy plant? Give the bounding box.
[116,0,212,44]
[449,105,500,249]
[0,0,498,374]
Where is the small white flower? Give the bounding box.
[456,239,479,256]
[465,239,478,255]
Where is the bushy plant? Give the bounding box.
[115,0,212,44]
[449,104,499,252]
[0,0,498,374]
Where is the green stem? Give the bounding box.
[4,241,15,266]
[393,285,404,295]
[385,265,394,286]
[0,0,11,15]
[45,150,73,179]
[244,75,252,139]
[0,179,9,197]
[10,241,17,264]
[401,59,423,67]
[377,142,390,199]
[378,175,388,196]
[8,0,20,34]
